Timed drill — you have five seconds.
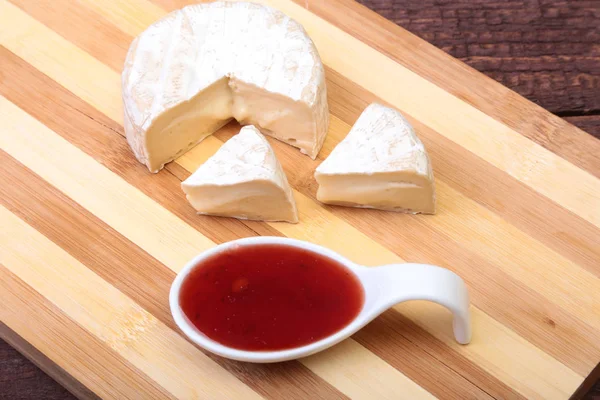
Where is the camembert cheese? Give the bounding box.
[315,103,436,214]
[122,1,329,172]
[181,125,298,223]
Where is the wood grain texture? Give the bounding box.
[0,0,599,399]
[357,0,600,118]
[289,0,600,177]
[565,115,600,139]
[0,50,480,399]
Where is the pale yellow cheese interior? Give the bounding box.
[316,172,435,214]
[144,77,319,173]
[182,180,298,222]
[230,79,318,157]
[145,78,233,172]
[180,125,298,223]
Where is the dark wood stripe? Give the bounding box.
[0,266,174,400]
[0,46,260,245]
[206,80,600,375]
[354,311,526,400]
[0,45,287,246]
[0,322,100,400]
[1,39,594,377]
[0,50,509,399]
[205,129,600,377]
[340,204,600,376]
[4,0,596,396]
[289,0,600,177]
[9,0,129,72]
[0,151,347,400]
[11,0,599,279]
[3,0,596,384]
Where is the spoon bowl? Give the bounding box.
[170,236,471,363]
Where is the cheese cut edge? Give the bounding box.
[181,125,299,223]
[315,103,436,214]
[122,2,329,173]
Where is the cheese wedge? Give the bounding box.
[122,1,329,172]
[181,125,298,223]
[315,103,436,214]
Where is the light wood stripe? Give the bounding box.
[212,126,600,337]
[1,0,597,398]
[0,268,173,400]
[8,0,130,72]
[4,2,598,333]
[303,340,437,400]
[0,1,122,124]
[0,97,214,270]
[0,151,350,400]
[0,206,263,400]
[0,95,583,399]
[1,0,593,390]
[0,62,498,399]
[84,0,165,37]
[0,98,437,399]
[2,53,590,399]
[10,0,600,284]
[352,311,521,400]
[0,47,266,246]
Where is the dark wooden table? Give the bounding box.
[1,0,598,399]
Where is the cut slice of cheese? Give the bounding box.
[123,1,329,172]
[181,125,298,223]
[315,103,436,214]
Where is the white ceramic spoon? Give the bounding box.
[170,236,472,363]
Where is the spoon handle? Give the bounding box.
[361,263,472,344]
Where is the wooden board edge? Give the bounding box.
[571,362,600,400]
[0,321,100,400]
[0,0,596,396]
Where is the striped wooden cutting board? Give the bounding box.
[1,0,599,398]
